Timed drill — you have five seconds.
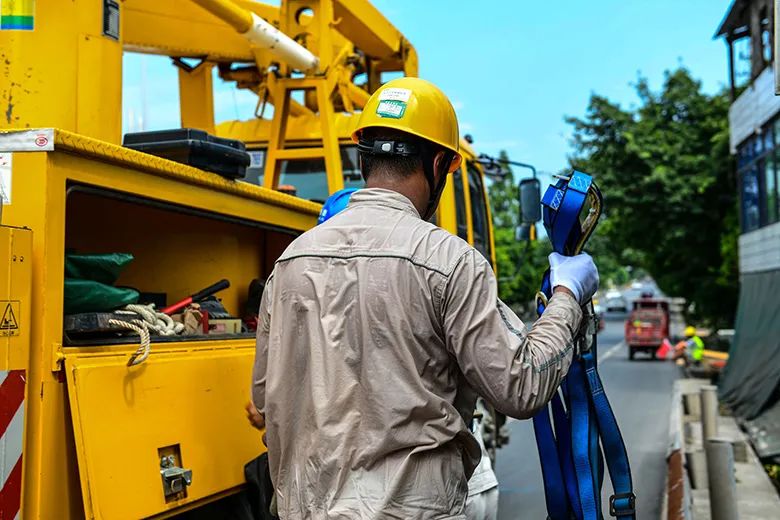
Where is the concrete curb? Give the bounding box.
[663,379,780,519]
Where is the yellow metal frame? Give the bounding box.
[0,227,32,373]
[263,77,346,194]
[178,62,217,134]
[0,226,32,519]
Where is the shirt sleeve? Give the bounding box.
[251,275,274,413]
[442,249,583,419]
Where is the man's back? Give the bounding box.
[252,188,583,519]
[258,188,478,519]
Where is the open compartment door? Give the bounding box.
[65,346,263,519]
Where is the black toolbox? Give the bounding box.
[123,128,251,179]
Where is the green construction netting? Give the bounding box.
[719,269,780,419]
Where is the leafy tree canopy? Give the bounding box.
[567,67,738,326]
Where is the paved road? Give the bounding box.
[495,316,679,519]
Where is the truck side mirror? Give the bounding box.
[518,178,541,223]
[517,178,541,242]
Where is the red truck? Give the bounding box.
[625,297,670,360]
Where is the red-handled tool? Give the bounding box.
[161,279,230,315]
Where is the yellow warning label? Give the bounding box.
[0,301,20,336]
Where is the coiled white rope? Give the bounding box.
[122,304,184,336]
[108,318,151,366]
[109,303,185,366]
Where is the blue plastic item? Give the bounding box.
[317,188,359,224]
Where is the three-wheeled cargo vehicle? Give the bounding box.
[625,297,670,360]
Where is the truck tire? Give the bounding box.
[628,348,635,361]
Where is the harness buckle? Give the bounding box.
[609,492,636,517]
[573,308,598,356]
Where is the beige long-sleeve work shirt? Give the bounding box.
[252,188,583,519]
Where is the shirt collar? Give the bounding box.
[347,188,421,218]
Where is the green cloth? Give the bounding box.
[63,253,138,314]
[63,279,139,314]
[64,253,134,285]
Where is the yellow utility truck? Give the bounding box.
[0,1,503,517]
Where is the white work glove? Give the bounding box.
[548,252,599,305]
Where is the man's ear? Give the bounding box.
[432,150,448,182]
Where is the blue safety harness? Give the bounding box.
[533,171,636,519]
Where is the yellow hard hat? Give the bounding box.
[684,326,696,337]
[352,77,462,173]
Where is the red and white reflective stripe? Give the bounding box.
[0,370,25,520]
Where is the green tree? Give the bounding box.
[567,67,738,326]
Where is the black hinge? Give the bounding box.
[103,0,120,40]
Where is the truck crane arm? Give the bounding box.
[124,0,417,79]
[190,0,320,73]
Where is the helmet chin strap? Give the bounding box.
[421,146,454,220]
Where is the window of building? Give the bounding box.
[763,124,774,152]
[765,155,778,224]
[762,28,772,63]
[466,163,492,260]
[741,164,761,232]
[732,36,752,89]
[735,116,780,232]
[761,8,772,64]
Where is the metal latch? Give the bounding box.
[160,455,193,498]
[574,306,599,356]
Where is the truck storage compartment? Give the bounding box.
[63,185,294,346]
[65,346,261,519]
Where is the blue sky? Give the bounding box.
[123,0,733,177]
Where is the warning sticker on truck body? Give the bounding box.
[0,301,20,336]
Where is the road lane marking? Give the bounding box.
[599,340,625,362]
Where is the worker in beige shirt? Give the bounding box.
[249,77,598,519]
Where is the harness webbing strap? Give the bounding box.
[533,171,635,520]
[551,394,582,518]
[568,358,599,520]
[533,400,569,520]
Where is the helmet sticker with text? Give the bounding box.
[376,88,412,119]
